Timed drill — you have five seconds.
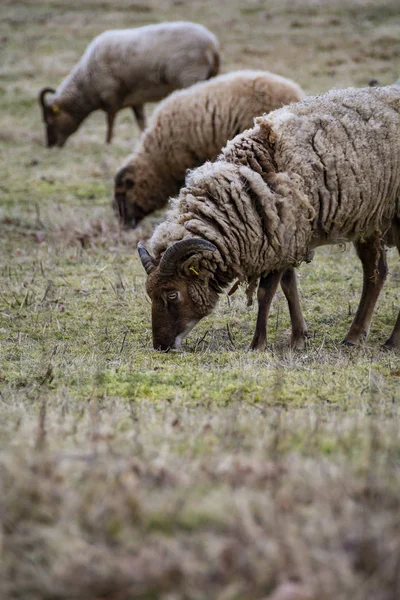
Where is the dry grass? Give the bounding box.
[1,0,400,598]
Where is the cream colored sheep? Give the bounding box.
[39,22,219,147]
[114,70,304,227]
[138,85,400,351]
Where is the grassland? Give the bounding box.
[1,0,400,598]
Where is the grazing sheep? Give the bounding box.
[39,22,220,147]
[114,70,304,228]
[138,85,400,351]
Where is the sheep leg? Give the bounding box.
[383,240,400,349]
[250,271,282,351]
[106,112,116,144]
[343,237,388,346]
[280,267,308,349]
[132,104,146,131]
[383,311,400,349]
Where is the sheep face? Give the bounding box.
[114,162,172,229]
[138,240,219,350]
[114,164,147,228]
[43,106,79,147]
[148,277,213,351]
[39,89,80,147]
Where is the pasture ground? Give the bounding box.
[1,0,400,598]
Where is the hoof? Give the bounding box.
[341,339,356,347]
[381,340,398,351]
[249,343,266,352]
[290,336,307,350]
[290,325,309,350]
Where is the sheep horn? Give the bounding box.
[39,87,56,111]
[159,238,217,278]
[137,242,156,275]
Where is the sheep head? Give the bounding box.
[114,162,159,229]
[39,88,79,147]
[138,239,220,350]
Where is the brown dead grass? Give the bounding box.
[3,398,400,600]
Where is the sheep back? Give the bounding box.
[257,85,400,241]
[147,70,304,178]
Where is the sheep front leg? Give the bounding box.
[280,267,308,349]
[343,237,388,346]
[250,271,282,351]
[106,111,116,144]
[132,104,146,131]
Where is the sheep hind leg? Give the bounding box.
[383,312,400,349]
[280,267,309,350]
[343,237,388,346]
[106,111,116,144]
[132,104,146,131]
[250,271,282,351]
[383,239,400,349]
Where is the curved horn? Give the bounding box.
[159,238,217,278]
[39,87,56,111]
[137,242,156,275]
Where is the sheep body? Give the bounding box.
[145,85,400,349]
[114,70,304,227]
[39,22,220,146]
[151,86,400,271]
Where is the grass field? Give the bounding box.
[1,0,400,598]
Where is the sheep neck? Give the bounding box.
[55,67,97,121]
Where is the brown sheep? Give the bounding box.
[138,86,400,351]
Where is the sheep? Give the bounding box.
[114,70,304,228]
[38,21,220,147]
[137,85,400,351]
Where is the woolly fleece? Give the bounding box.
[150,86,400,289]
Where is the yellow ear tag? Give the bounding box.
[189,266,199,276]
[52,105,60,114]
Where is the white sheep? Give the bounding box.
[114,70,304,228]
[138,85,400,351]
[39,22,220,147]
